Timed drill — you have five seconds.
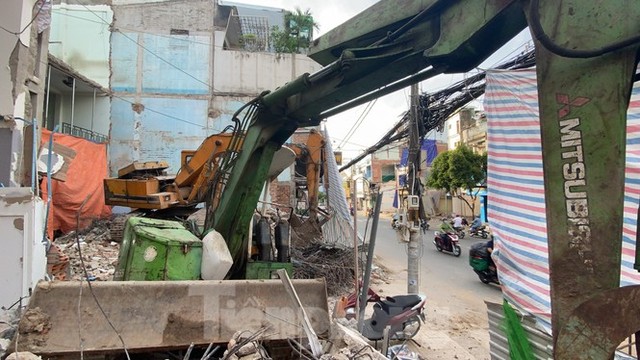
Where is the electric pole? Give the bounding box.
[407,82,422,294]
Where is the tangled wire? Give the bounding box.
[291,244,355,296]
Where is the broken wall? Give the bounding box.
[0,0,50,187]
[108,0,322,175]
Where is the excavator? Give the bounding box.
[103,129,329,241]
[16,0,640,358]
[286,128,332,241]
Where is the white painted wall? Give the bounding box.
[49,4,112,88]
[213,31,322,93]
[446,114,461,150]
[0,188,47,309]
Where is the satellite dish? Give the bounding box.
[37,148,64,175]
[267,146,296,179]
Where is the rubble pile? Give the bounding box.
[54,219,119,281]
[320,322,387,360]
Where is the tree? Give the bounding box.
[269,7,319,54]
[426,145,487,216]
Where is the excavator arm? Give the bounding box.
[209,0,640,357]
[211,0,529,280]
[286,129,327,223]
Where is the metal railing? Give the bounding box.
[60,123,108,143]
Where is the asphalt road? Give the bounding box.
[356,215,502,359]
[357,216,501,299]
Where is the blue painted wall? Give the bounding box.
[109,31,214,174]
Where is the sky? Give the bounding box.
[231,0,533,161]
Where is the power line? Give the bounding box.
[52,10,217,47]
[74,0,221,93]
[1,0,48,36]
[36,55,206,129]
[337,98,378,149]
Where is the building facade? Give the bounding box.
[1,0,50,187]
[108,0,322,175]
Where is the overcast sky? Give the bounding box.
[231,0,533,161]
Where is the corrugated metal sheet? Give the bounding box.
[486,301,638,360]
[321,129,356,248]
[486,301,553,360]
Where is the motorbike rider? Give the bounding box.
[452,214,464,230]
[440,218,455,233]
[439,218,455,245]
[470,216,483,232]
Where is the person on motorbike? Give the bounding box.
[470,216,483,232]
[440,218,454,233]
[452,214,464,229]
[438,218,455,244]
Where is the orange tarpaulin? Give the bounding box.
[40,129,111,239]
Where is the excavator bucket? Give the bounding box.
[12,279,329,357]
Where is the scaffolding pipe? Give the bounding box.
[71,77,76,130]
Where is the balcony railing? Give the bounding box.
[61,123,108,143]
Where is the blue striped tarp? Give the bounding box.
[484,68,640,330]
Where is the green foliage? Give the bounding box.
[269,7,319,54]
[426,145,487,214]
[270,25,298,53]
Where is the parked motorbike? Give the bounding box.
[342,288,427,341]
[469,241,499,284]
[469,225,489,239]
[433,231,461,256]
[360,294,427,341]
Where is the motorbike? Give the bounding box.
[469,242,499,284]
[449,220,466,239]
[469,225,489,239]
[343,288,427,341]
[420,219,429,233]
[433,231,461,256]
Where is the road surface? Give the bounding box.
[356,215,502,359]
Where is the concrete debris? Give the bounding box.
[0,308,20,358]
[0,339,10,356]
[322,322,386,360]
[53,219,119,281]
[5,352,42,360]
[10,307,51,352]
[223,330,269,360]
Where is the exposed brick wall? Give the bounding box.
[269,180,292,208]
[371,159,397,183]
